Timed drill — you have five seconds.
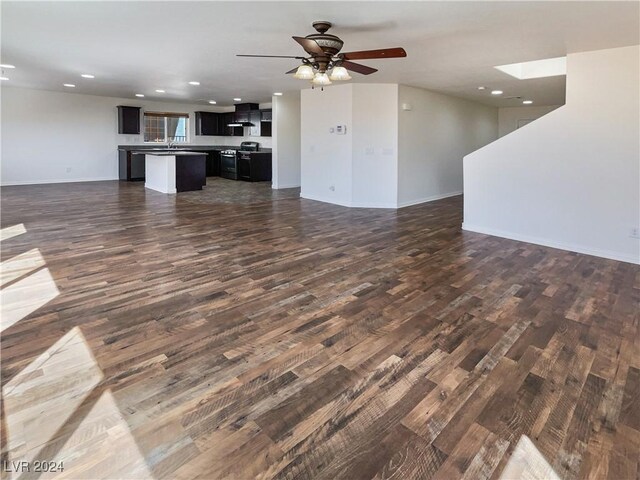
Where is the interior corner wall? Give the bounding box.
[272,91,301,189]
[301,84,353,206]
[498,105,562,137]
[463,45,640,264]
[397,85,498,207]
[0,87,272,186]
[300,84,399,208]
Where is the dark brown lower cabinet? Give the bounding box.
[237,152,272,182]
[205,150,221,176]
[118,149,145,181]
[175,154,206,192]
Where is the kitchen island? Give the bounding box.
[135,151,206,193]
[118,144,272,181]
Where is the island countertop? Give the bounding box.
[119,144,272,152]
[132,150,207,156]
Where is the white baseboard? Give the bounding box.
[300,192,353,208]
[300,191,464,209]
[272,183,301,190]
[350,201,397,209]
[397,191,463,208]
[301,192,398,209]
[462,223,640,265]
[1,177,117,186]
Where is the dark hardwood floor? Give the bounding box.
[1,180,638,480]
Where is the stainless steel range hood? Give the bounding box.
[228,102,259,127]
[227,121,254,127]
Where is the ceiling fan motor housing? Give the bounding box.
[307,21,344,57]
[306,33,344,57]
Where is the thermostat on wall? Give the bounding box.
[336,125,347,135]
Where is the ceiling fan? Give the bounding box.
[237,21,407,89]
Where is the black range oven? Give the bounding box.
[220,142,259,180]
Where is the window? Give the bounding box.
[143,112,189,143]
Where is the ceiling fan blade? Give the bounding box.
[237,54,305,59]
[285,67,299,74]
[341,60,378,75]
[293,36,325,56]
[341,47,407,61]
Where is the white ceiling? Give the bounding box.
[1,1,638,107]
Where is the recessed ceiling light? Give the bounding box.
[63,83,76,88]
[188,81,200,86]
[491,90,503,95]
[233,98,242,102]
[208,100,217,104]
[477,86,486,90]
[155,89,165,93]
[0,77,9,81]
[523,100,533,104]
[273,92,283,96]
[0,64,15,69]
[135,94,145,97]
[81,74,95,79]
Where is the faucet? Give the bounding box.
[167,140,175,150]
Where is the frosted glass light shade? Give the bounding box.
[329,66,352,81]
[312,72,332,86]
[293,64,314,80]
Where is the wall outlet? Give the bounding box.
[365,147,374,155]
[66,167,72,173]
[329,185,335,191]
[630,227,640,239]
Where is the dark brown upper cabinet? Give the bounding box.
[195,111,223,136]
[234,111,250,123]
[249,111,261,136]
[234,103,259,112]
[259,109,272,137]
[117,106,141,134]
[261,109,272,122]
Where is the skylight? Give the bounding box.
[495,56,566,79]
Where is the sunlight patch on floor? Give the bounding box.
[0,266,59,332]
[1,248,46,287]
[1,224,60,332]
[39,390,154,480]
[499,435,561,480]
[0,223,26,242]
[2,327,103,474]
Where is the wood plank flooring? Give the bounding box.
[1,179,638,480]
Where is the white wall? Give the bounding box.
[300,84,399,207]
[498,105,561,137]
[272,91,301,189]
[1,87,272,185]
[464,45,640,264]
[301,83,497,209]
[301,84,354,206]
[352,84,398,208]
[398,85,498,207]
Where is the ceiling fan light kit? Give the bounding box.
[312,72,332,87]
[294,64,314,80]
[329,66,352,81]
[238,21,406,91]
